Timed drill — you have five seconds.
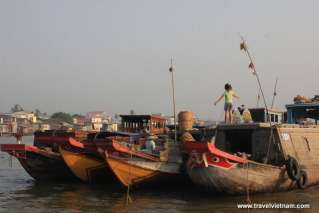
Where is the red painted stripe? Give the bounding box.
[68,138,84,149]
[0,144,40,153]
[207,143,247,163]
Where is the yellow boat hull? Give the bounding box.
[105,156,160,187]
[59,147,110,183]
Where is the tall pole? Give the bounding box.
[240,36,286,162]
[271,78,278,109]
[169,58,177,143]
[240,36,270,121]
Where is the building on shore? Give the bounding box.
[11,111,37,123]
[85,111,111,131]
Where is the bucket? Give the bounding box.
[178,111,194,131]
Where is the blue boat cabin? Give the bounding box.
[286,103,319,124]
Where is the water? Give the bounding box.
[0,136,318,212]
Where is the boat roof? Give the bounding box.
[248,107,284,113]
[217,122,319,130]
[217,123,271,130]
[120,114,166,121]
[286,103,319,108]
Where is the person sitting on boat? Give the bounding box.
[145,134,157,154]
[214,83,240,124]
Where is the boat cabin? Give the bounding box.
[120,115,166,135]
[286,103,319,124]
[249,108,283,123]
[214,123,284,165]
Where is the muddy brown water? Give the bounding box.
[0,136,318,212]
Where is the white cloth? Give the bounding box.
[145,139,156,153]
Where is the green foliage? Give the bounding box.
[51,112,73,123]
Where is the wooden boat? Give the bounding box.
[0,130,91,181]
[183,123,319,194]
[0,144,75,181]
[58,131,142,183]
[34,130,89,151]
[105,141,184,187]
[59,138,115,183]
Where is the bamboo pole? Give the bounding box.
[169,58,177,143]
[240,36,286,163]
[240,36,270,119]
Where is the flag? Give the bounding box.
[240,42,247,51]
[248,62,256,75]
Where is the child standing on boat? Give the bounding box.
[214,83,239,123]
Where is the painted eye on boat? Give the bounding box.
[212,156,220,163]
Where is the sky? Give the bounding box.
[0,0,319,120]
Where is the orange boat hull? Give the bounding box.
[105,151,186,187]
[59,147,115,183]
[105,155,160,187]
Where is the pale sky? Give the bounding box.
[1,0,318,120]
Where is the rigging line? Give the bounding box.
[126,138,133,205]
[245,157,251,205]
[271,78,278,109]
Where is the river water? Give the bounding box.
[0,136,318,212]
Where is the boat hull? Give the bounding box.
[188,160,298,194]
[59,147,115,183]
[187,148,319,195]
[105,154,182,187]
[1,144,75,181]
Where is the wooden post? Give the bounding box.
[169,58,177,143]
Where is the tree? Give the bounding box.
[51,112,73,124]
[11,104,24,113]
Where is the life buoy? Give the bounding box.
[297,170,308,189]
[285,156,301,181]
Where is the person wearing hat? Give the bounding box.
[214,83,240,124]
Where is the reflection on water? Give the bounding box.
[1,136,319,212]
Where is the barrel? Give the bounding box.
[178,111,194,131]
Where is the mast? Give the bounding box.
[240,36,270,121]
[169,58,177,143]
[240,36,286,163]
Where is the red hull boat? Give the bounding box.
[0,144,75,181]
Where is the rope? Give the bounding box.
[9,153,13,168]
[265,126,276,163]
[126,138,134,205]
[245,157,251,205]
